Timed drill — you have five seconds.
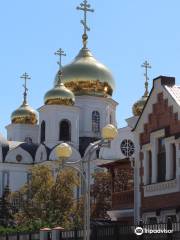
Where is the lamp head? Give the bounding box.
[55,143,72,159]
[101,124,118,140]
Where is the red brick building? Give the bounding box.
[133,76,180,223]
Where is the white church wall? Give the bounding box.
[6,124,39,144]
[99,126,135,160]
[38,105,80,148]
[35,144,48,163]
[76,96,118,138]
[5,147,34,164]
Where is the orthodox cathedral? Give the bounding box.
[1,1,179,225]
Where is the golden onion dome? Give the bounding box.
[54,47,115,97]
[11,103,38,124]
[132,94,148,116]
[44,70,75,106]
[44,83,75,106]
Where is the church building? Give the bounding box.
[0,1,119,197]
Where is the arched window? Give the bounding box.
[40,121,46,143]
[59,120,71,141]
[92,111,100,133]
[110,114,112,124]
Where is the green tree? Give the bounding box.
[0,186,13,227]
[11,165,80,230]
[91,171,112,219]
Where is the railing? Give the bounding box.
[112,190,134,209]
[1,222,180,240]
[144,179,177,197]
[0,232,39,240]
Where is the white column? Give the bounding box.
[151,138,158,183]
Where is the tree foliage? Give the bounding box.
[0,186,13,227]
[91,171,112,219]
[11,165,80,230]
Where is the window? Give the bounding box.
[157,138,166,182]
[110,114,112,124]
[59,120,71,141]
[120,139,135,157]
[27,173,32,184]
[172,144,176,179]
[2,171,9,189]
[148,151,152,184]
[166,215,177,223]
[40,121,46,143]
[16,154,22,162]
[147,217,157,224]
[92,111,100,133]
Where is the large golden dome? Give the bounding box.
[54,47,115,97]
[11,103,38,124]
[44,70,75,106]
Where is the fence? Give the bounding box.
[1,222,180,240]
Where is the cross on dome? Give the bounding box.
[141,60,151,97]
[55,48,66,71]
[20,72,31,105]
[54,48,66,85]
[76,0,94,48]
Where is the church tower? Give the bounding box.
[6,73,38,143]
[39,49,80,149]
[56,0,118,155]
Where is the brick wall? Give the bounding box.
[140,92,180,146]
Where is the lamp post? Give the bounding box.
[55,124,118,240]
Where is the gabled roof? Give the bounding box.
[164,85,180,106]
[133,75,179,131]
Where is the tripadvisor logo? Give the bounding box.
[134,226,173,235]
[135,227,143,235]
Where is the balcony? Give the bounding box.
[144,179,178,197]
[112,190,134,210]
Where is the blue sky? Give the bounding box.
[0,0,180,136]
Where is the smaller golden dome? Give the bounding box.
[132,95,148,116]
[11,103,38,124]
[44,77,75,106]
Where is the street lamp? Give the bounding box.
[102,124,118,140]
[55,143,72,159]
[55,124,118,240]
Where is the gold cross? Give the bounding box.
[141,61,151,96]
[77,0,94,47]
[20,72,31,105]
[55,48,66,70]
